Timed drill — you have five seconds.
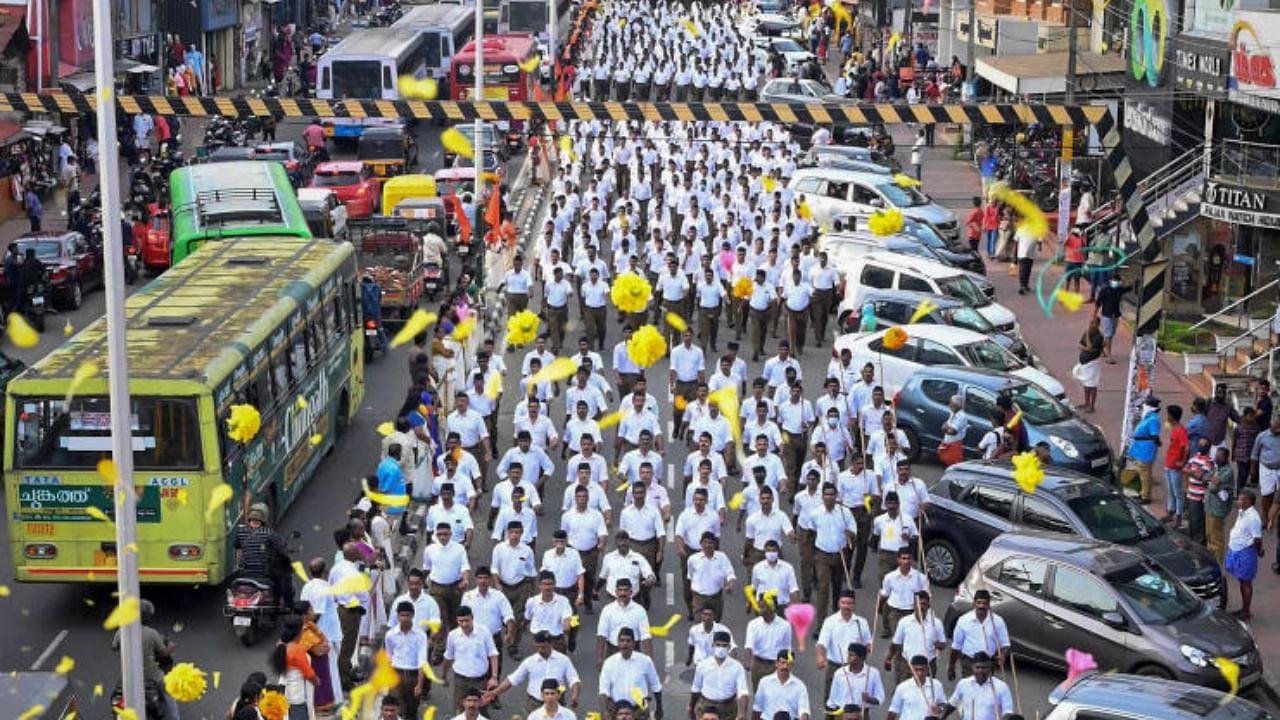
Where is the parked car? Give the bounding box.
[923,460,1223,599]
[834,324,1064,398]
[759,78,842,104]
[254,141,313,186]
[790,166,960,240]
[747,13,804,42]
[946,532,1258,690]
[808,144,902,173]
[820,230,956,277]
[837,289,1029,360]
[837,253,1012,332]
[2,232,104,310]
[297,188,350,240]
[308,161,382,218]
[766,37,815,71]
[1046,672,1272,720]
[0,672,79,720]
[834,212,983,274]
[891,367,1110,474]
[447,123,509,165]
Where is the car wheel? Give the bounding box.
[1133,663,1175,679]
[901,425,922,462]
[924,538,964,586]
[69,281,83,310]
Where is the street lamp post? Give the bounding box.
[91,0,145,713]
[474,0,486,285]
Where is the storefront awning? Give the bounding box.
[116,58,160,74]
[60,72,95,93]
[0,5,24,55]
[977,52,1127,96]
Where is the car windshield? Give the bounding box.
[773,39,804,53]
[312,171,360,187]
[1009,382,1070,424]
[941,306,994,333]
[900,220,947,249]
[877,183,929,208]
[1106,562,1203,624]
[17,241,62,260]
[936,275,990,306]
[1067,492,1165,545]
[957,340,1023,371]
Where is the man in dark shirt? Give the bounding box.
[1256,379,1273,424]
[1204,384,1241,447]
[1094,278,1128,363]
[233,503,293,607]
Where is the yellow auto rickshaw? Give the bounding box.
[357,125,418,177]
[381,174,438,217]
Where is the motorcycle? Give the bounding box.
[424,263,443,300]
[111,678,169,719]
[23,271,50,333]
[125,244,140,285]
[364,318,385,360]
[504,130,524,155]
[223,576,284,646]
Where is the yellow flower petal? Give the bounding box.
[206,483,234,522]
[485,372,503,400]
[761,176,777,193]
[1006,410,1023,429]
[506,309,541,347]
[909,300,938,324]
[893,173,922,188]
[680,18,699,36]
[292,561,311,585]
[0,585,10,597]
[397,75,439,100]
[743,585,761,613]
[85,506,113,524]
[93,684,104,698]
[377,422,396,437]
[20,707,48,720]
[212,671,221,689]
[570,615,580,628]
[868,208,905,237]
[1055,289,1084,312]
[391,310,438,349]
[423,707,437,720]
[1011,451,1045,494]
[727,492,745,511]
[616,481,630,494]
[103,597,141,629]
[530,356,578,385]
[665,312,688,332]
[310,433,324,446]
[420,662,444,685]
[6,313,38,348]
[626,324,667,369]
[64,361,100,404]
[649,613,682,638]
[363,478,410,508]
[295,396,308,410]
[519,55,540,72]
[631,687,648,709]
[54,656,74,674]
[441,127,475,160]
[598,409,627,429]
[97,459,119,484]
[450,317,477,342]
[63,320,74,336]
[1214,656,1240,695]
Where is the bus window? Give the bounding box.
[322,66,330,92]
[322,293,338,341]
[383,64,393,91]
[272,346,290,395]
[308,315,324,365]
[13,396,203,470]
[290,322,309,379]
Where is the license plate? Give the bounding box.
[364,329,377,336]
[232,615,252,627]
[1091,456,1109,468]
[93,550,117,567]
[32,297,44,306]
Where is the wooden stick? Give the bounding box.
[1009,648,1025,717]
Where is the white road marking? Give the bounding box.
[666,574,675,606]
[665,640,675,669]
[666,464,675,489]
[30,629,69,670]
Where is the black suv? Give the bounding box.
[922,460,1224,602]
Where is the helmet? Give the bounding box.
[247,503,269,523]
[139,598,156,621]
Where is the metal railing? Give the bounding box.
[1217,314,1274,360]
[1213,139,1280,191]
[1240,344,1277,386]
[1083,143,1207,240]
[1190,277,1280,332]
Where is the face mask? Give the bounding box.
[713,646,729,660]
[1110,280,1120,288]
[828,417,839,428]
[765,550,779,562]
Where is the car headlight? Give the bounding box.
[1180,644,1211,668]
[1048,435,1080,459]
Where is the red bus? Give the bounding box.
[449,33,539,101]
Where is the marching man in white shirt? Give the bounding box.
[826,643,886,718]
[689,631,751,720]
[886,655,946,720]
[753,650,811,720]
[946,589,1011,680]
[938,652,1015,720]
[598,628,664,720]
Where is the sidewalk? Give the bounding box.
[915,124,1280,702]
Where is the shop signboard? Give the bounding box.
[1227,10,1280,114]
[1202,179,1280,230]
[201,0,238,32]
[1172,34,1228,97]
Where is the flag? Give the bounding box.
[442,193,471,240]
[484,184,502,229]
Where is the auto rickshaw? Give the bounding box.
[139,209,172,274]
[381,174,438,217]
[357,125,418,177]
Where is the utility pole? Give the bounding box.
[1065,0,1079,103]
[47,0,58,92]
[473,0,485,284]
[92,0,144,714]
[965,0,975,99]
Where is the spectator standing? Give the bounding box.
[23,187,41,232]
[1127,397,1162,504]
[1205,447,1234,567]
[1225,490,1263,619]
[1163,405,1188,527]
[1182,438,1212,544]
[1014,224,1040,295]
[1094,277,1128,362]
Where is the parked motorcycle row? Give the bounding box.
[971,124,1093,212]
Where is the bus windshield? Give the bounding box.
[13,396,203,470]
[507,1,547,32]
[332,60,382,98]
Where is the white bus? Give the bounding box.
[316,28,429,101]
[392,4,475,90]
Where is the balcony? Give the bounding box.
[1213,139,1280,191]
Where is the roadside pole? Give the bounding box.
[92,0,145,713]
[474,0,486,285]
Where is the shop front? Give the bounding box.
[201,0,238,93]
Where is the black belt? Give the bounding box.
[501,579,530,589]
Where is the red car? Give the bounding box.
[1,231,104,309]
[308,161,381,218]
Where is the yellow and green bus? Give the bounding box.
[169,161,312,266]
[4,238,366,584]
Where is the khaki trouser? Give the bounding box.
[750,659,776,689]
[692,591,725,622]
[507,293,529,316]
[699,305,721,351]
[395,668,424,720]
[797,528,816,598]
[452,672,492,714]
[337,605,364,687]
[750,308,769,357]
[545,304,569,352]
[814,549,845,623]
[852,507,874,581]
[787,307,809,354]
[430,581,462,660]
[1135,460,1153,501]
[583,306,607,349]
[577,546,600,608]
[617,372,642,399]
[500,579,530,650]
[811,288,834,341]
[1207,513,1227,564]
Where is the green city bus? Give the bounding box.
[4,238,366,584]
[169,161,312,266]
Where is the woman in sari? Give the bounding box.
[297,601,336,715]
[270,616,317,720]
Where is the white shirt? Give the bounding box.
[872,512,916,553]
[448,409,490,447]
[801,504,856,553]
[426,502,474,541]
[385,624,430,670]
[675,507,722,548]
[670,343,706,382]
[741,453,786,490]
[599,550,655,596]
[462,587,515,637]
[561,507,608,552]
[491,541,538,585]
[582,279,611,308]
[687,550,736,595]
[1230,506,1264,551]
[880,568,929,610]
[886,477,930,522]
[423,540,470,584]
[515,414,559,450]
[948,676,1015,720]
[827,665,886,711]
[893,612,947,661]
[507,650,581,700]
[597,599,652,644]
[691,656,751,702]
[888,676,946,720]
[777,398,815,434]
[951,610,1011,658]
[541,547,585,590]
[504,268,533,294]
[599,651,662,702]
[944,410,969,441]
[444,627,498,678]
[753,673,810,720]
[619,503,665,541]
[524,592,574,635]
[744,509,794,550]
[817,612,874,665]
[751,559,799,604]
[528,706,576,720]
[744,616,793,661]
[688,621,737,664]
[386,590,442,629]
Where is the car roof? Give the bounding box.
[793,166,893,183]
[361,127,403,139]
[860,288,965,308]
[872,323,986,343]
[989,530,1144,575]
[902,365,1027,389]
[296,188,334,201]
[1050,673,1268,719]
[856,251,967,279]
[316,161,364,172]
[944,459,1110,497]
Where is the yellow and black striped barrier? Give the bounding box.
[12,91,1161,335]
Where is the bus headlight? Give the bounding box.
[168,544,203,560]
[24,544,57,559]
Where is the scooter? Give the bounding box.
[125,244,140,285]
[364,318,385,360]
[223,576,284,646]
[424,262,443,300]
[23,272,50,333]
